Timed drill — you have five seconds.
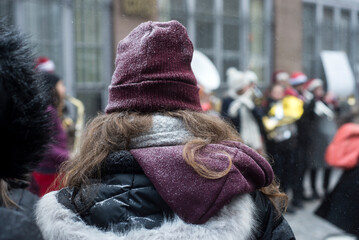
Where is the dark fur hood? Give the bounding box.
[0,21,52,180]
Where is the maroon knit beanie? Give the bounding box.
[105,20,202,113]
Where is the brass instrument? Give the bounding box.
[63,96,85,152]
[262,96,304,142]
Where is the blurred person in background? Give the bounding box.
[272,71,297,97]
[244,70,264,106]
[198,85,222,116]
[35,57,85,152]
[190,49,222,115]
[287,72,312,208]
[35,20,294,240]
[0,21,51,240]
[316,109,359,238]
[288,72,312,101]
[221,67,264,153]
[221,67,244,123]
[29,72,70,197]
[304,79,338,200]
[261,83,304,212]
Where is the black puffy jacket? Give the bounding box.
[0,188,44,240]
[58,151,173,232]
[251,190,295,239]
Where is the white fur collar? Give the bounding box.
[36,191,257,240]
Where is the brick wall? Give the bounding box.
[274,0,303,74]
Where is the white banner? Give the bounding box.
[321,51,355,98]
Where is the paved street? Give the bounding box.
[285,198,344,240]
[284,169,355,240]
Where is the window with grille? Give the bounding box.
[158,0,273,89]
[1,0,112,119]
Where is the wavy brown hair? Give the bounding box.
[0,180,17,208]
[59,110,287,213]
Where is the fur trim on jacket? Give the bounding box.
[36,191,256,240]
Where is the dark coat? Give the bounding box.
[9,186,39,220]
[0,208,43,240]
[251,190,295,239]
[296,97,315,148]
[0,188,43,240]
[221,96,240,129]
[57,151,173,232]
[315,166,359,237]
[306,100,337,169]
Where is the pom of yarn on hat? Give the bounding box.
[289,72,307,86]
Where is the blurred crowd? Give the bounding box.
[217,68,340,211]
[202,66,359,237]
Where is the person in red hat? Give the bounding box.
[29,72,69,197]
[288,71,315,208]
[272,71,297,97]
[30,58,70,197]
[288,72,311,100]
[261,83,304,213]
[35,20,294,239]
